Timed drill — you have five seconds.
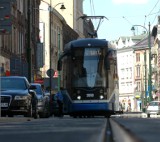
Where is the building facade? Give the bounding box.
[0,0,41,82]
[117,47,135,111]
[52,0,84,38]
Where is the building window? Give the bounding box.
[137,82,141,91]
[121,69,124,79]
[135,81,141,92]
[130,67,132,79]
[136,53,140,62]
[136,65,140,77]
[126,68,128,79]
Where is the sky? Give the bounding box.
[83,0,160,41]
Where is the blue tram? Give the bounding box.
[58,38,121,117]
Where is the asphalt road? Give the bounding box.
[0,116,107,142]
[112,117,160,142]
[1,113,160,142]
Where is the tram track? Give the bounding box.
[105,118,143,142]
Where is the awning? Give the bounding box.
[135,95,140,99]
[34,79,44,84]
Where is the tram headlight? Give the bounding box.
[100,95,104,99]
[77,96,81,100]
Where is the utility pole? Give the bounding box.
[49,0,52,95]
[27,0,31,82]
[148,22,152,102]
[58,32,61,91]
[144,49,147,106]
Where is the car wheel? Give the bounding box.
[39,113,44,118]
[24,104,32,117]
[45,104,50,118]
[39,108,48,118]
[8,113,14,117]
[40,104,50,118]
[33,111,38,119]
[32,105,38,119]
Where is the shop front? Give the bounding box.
[119,95,135,112]
[0,55,10,76]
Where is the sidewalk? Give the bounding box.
[0,116,34,123]
[112,111,146,118]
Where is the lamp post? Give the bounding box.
[131,22,152,108]
[40,0,65,94]
[49,1,65,94]
[148,22,152,102]
[58,32,61,91]
[49,0,52,96]
[27,0,31,82]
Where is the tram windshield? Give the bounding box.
[72,47,106,88]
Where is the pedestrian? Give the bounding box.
[55,87,64,117]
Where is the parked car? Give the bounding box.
[30,83,50,118]
[146,101,160,118]
[0,76,38,118]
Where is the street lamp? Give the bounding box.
[131,22,152,106]
[49,1,66,94]
[58,32,61,91]
[27,0,31,82]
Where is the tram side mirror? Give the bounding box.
[57,60,62,71]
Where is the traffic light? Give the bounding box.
[0,1,12,34]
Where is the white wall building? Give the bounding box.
[117,47,135,111]
[52,0,84,38]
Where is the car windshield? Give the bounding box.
[0,78,27,90]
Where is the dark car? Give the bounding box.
[0,76,38,118]
[30,83,50,118]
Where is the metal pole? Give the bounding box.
[27,0,31,82]
[148,22,152,102]
[144,49,147,106]
[0,80,1,117]
[49,0,52,95]
[58,33,60,91]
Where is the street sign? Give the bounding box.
[46,69,54,77]
[53,70,58,78]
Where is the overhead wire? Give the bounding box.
[122,16,133,25]
[144,0,160,26]
[89,0,93,16]
[151,9,160,25]
[90,0,97,29]
[147,0,160,16]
